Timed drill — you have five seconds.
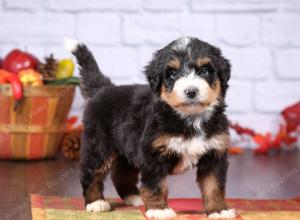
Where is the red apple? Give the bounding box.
[0,58,2,68]
[3,49,38,74]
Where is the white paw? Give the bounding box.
[124,195,144,207]
[86,200,111,212]
[146,208,177,219]
[208,209,237,219]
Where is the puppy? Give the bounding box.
[66,37,236,219]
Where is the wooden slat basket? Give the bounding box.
[0,84,75,160]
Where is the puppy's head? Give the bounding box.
[145,37,230,116]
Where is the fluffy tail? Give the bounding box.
[64,38,113,99]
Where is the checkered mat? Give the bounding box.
[31,194,300,220]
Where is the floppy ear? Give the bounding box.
[144,53,162,92]
[216,56,231,95]
[219,57,231,82]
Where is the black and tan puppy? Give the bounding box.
[66,37,236,219]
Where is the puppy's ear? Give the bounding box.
[144,54,162,92]
[216,56,231,95]
[218,57,231,82]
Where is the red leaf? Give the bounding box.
[66,116,79,131]
[253,133,272,154]
[281,101,300,133]
[230,122,257,136]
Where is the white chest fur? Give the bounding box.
[166,133,229,174]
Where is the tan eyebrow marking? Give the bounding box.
[196,57,211,67]
[167,58,181,70]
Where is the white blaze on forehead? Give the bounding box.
[172,37,191,51]
[173,71,210,102]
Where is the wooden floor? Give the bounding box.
[0,150,299,220]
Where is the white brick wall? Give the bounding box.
[0,0,299,134]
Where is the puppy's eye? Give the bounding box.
[201,67,210,76]
[167,70,178,79]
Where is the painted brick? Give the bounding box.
[4,0,44,10]
[181,14,217,44]
[48,0,142,12]
[123,14,181,45]
[143,0,186,11]
[262,14,300,46]
[138,46,158,68]
[0,12,75,43]
[22,45,45,60]
[222,48,272,80]
[283,0,300,11]
[137,46,158,82]
[92,46,139,79]
[229,113,280,133]
[45,45,74,60]
[226,81,252,113]
[77,14,120,45]
[191,0,281,12]
[0,0,299,136]
[255,82,300,112]
[217,15,260,46]
[275,49,300,79]
[0,44,19,57]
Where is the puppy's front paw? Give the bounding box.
[124,195,144,207]
[145,208,177,219]
[86,200,111,212]
[208,209,237,219]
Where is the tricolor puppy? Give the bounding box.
[67,37,236,219]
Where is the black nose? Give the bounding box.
[184,88,199,99]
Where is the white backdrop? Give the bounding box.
[0,0,300,136]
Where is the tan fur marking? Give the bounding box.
[160,78,222,115]
[161,85,204,115]
[153,134,178,157]
[197,57,211,67]
[85,153,117,204]
[207,80,221,104]
[95,153,117,175]
[160,84,182,108]
[140,179,168,210]
[177,80,221,114]
[176,104,205,115]
[167,58,181,70]
[153,134,173,148]
[215,132,230,152]
[198,173,227,214]
[172,157,188,174]
[85,174,104,204]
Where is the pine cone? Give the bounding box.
[37,54,58,81]
[62,129,81,160]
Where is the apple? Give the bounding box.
[3,49,38,74]
[55,59,74,79]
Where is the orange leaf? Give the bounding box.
[229,146,244,155]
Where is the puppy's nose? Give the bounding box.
[184,88,199,99]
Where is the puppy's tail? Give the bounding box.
[64,38,113,99]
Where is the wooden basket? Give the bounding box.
[0,84,75,160]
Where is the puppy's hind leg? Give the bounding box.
[111,156,143,207]
[80,138,117,212]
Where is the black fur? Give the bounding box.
[73,44,113,99]
[75,37,232,215]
